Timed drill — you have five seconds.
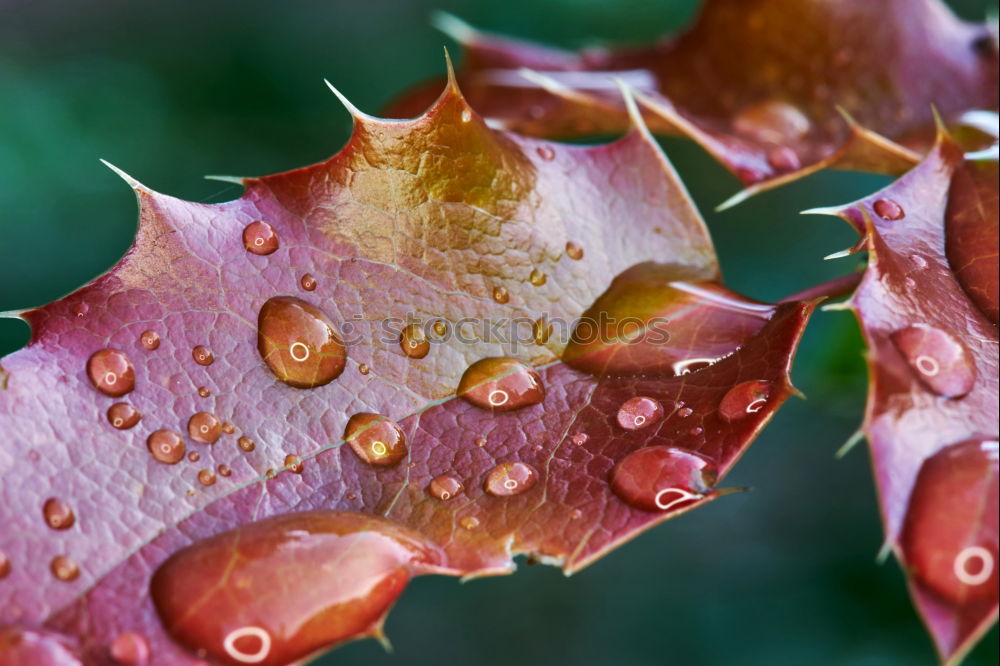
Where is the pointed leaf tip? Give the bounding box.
[99,159,144,191]
[323,79,365,120]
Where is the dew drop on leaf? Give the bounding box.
[536,145,555,161]
[242,220,279,255]
[42,498,75,530]
[565,241,584,260]
[718,380,772,421]
[492,286,510,304]
[192,346,214,366]
[0,550,10,579]
[571,432,589,446]
[457,357,545,412]
[187,452,200,463]
[609,446,716,512]
[460,516,480,530]
[532,316,552,344]
[889,324,975,398]
[300,273,317,291]
[257,296,347,388]
[139,330,160,351]
[432,320,448,338]
[0,627,82,665]
[86,349,135,397]
[731,99,811,144]
[197,386,211,398]
[358,363,370,375]
[188,412,222,445]
[344,413,408,467]
[147,430,185,465]
[50,555,80,582]
[108,631,149,666]
[428,474,464,501]
[221,422,235,434]
[73,303,89,318]
[238,436,255,452]
[616,396,665,431]
[217,464,232,478]
[107,402,141,430]
[284,454,304,474]
[484,462,539,497]
[197,469,217,486]
[677,407,694,418]
[529,269,547,286]
[873,198,905,220]
[399,323,430,359]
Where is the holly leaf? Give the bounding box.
[386,0,999,207]
[0,77,823,665]
[810,131,998,664]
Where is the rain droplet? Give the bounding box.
[188,452,201,462]
[192,346,214,366]
[719,380,771,421]
[43,498,75,530]
[257,296,347,388]
[610,446,716,512]
[139,330,160,351]
[221,422,235,434]
[188,412,222,445]
[484,462,539,497]
[565,241,584,260]
[109,632,150,666]
[428,475,464,501]
[677,406,693,418]
[529,269,547,286]
[300,273,317,291]
[238,436,255,452]
[107,403,141,430]
[536,145,555,161]
[284,454,304,474]
[198,469,217,486]
[218,464,232,477]
[197,386,211,398]
[147,430,185,465]
[460,516,480,530]
[344,413,408,466]
[911,254,928,269]
[457,357,545,412]
[475,437,487,448]
[432,320,448,337]
[358,363,370,375]
[400,323,430,359]
[571,433,589,446]
[492,286,509,304]
[890,324,975,398]
[87,349,135,397]
[873,198,904,220]
[50,555,80,582]
[532,317,552,344]
[616,396,664,431]
[242,220,279,255]
[73,303,89,318]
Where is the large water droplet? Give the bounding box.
[719,380,772,421]
[151,511,441,666]
[242,221,279,255]
[257,296,347,388]
[109,632,149,666]
[457,357,545,411]
[344,413,408,467]
[732,99,811,144]
[108,402,141,430]
[890,324,975,398]
[610,446,716,512]
[428,475,464,501]
[139,330,160,351]
[399,323,430,359]
[43,498,75,530]
[87,349,135,397]
[148,430,185,465]
[900,438,998,605]
[192,346,215,366]
[50,555,80,582]
[188,412,222,444]
[873,198,905,220]
[616,396,664,431]
[484,462,539,496]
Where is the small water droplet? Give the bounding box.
[284,454,304,474]
[492,286,510,304]
[109,631,150,665]
[188,412,222,445]
[221,422,235,434]
[484,462,539,497]
[148,430,185,464]
[198,469,217,486]
[50,555,80,582]
[43,498,75,530]
[238,436,255,452]
[108,402,141,430]
[265,468,277,479]
[358,363,370,375]
[890,324,975,398]
[532,317,552,344]
[458,357,545,412]
[300,273,317,291]
[73,303,89,318]
[242,221,279,255]
[911,254,928,269]
[0,550,10,579]
[192,346,214,366]
[188,451,201,462]
[536,145,555,161]
[732,99,811,144]
[432,320,448,337]
[400,323,430,359]
[719,380,771,421]
[616,396,664,431]
[475,437,487,448]
[610,446,716,512]
[257,296,347,388]
[689,426,704,436]
[139,330,160,351]
[677,407,693,418]
[571,432,589,446]
[460,516,480,530]
[766,146,801,172]
[529,269,547,286]
[873,198,905,220]
[428,475,464,501]
[570,508,583,520]
[87,349,135,397]
[217,464,232,477]
[197,386,211,398]
[344,413,408,466]
[565,241,584,260]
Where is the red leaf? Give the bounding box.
[0,80,821,664]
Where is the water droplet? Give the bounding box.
[458,357,545,412]
[616,396,664,431]
[901,438,998,604]
[198,469,217,486]
[344,413,408,467]
[43,498,75,530]
[188,451,201,462]
[532,317,552,344]
[911,254,928,269]
[188,412,222,444]
[890,324,975,398]
[284,454,304,474]
[766,146,801,172]
[73,303,89,318]
[147,430,185,465]
[719,380,771,421]
[107,403,141,430]
[242,221,279,255]
[87,349,135,397]
[492,286,509,304]
[399,323,430,359]
[432,320,448,337]
[51,555,80,582]
[570,508,583,519]
[689,426,704,436]
[571,433,589,446]
[218,464,232,477]
[139,330,160,351]
[192,346,214,366]
[257,296,347,388]
[565,241,584,260]
[536,145,555,161]
[610,446,716,512]
[873,198,904,220]
[428,475,464,501]
[109,632,149,665]
[150,512,441,666]
[222,422,235,434]
[197,386,211,398]
[475,437,487,448]
[460,516,480,530]
[358,363,370,375]
[732,99,811,144]
[529,269,547,286]
[300,273,317,291]
[0,550,10,579]
[484,462,539,496]
[677,407,693,418]
[238,436,255,452]
[264,468,276,479]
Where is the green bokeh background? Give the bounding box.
[0,1,996,664]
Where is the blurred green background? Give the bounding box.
[0,1,996,664]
